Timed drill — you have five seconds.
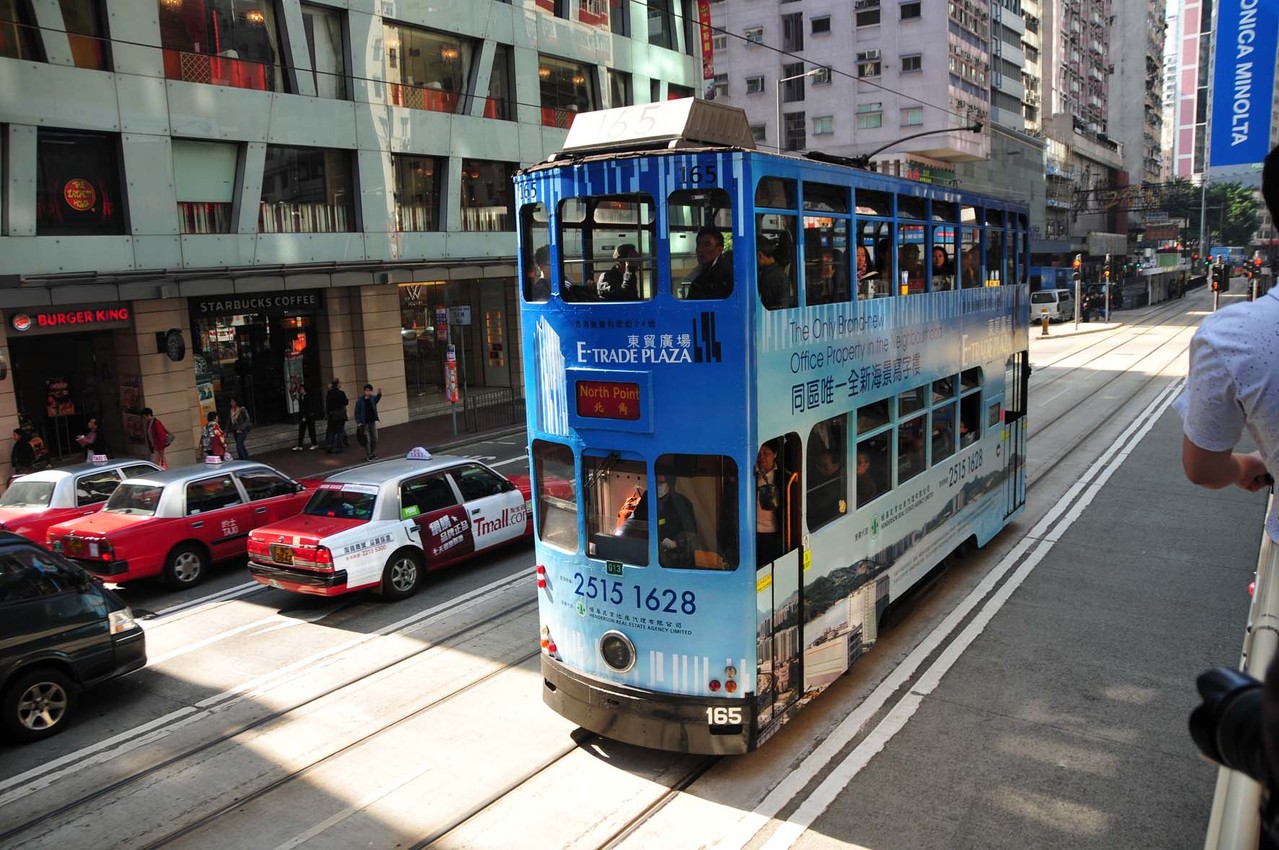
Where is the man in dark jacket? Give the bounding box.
[294,384,318,450]
[757,239,791,309]
[354,384,382,460]
[325,378,349,453]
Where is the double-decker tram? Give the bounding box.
[517,99,1029,754]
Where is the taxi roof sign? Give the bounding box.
[407,447,433,461]
[556,98,757,158]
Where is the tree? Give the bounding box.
[1163,178,1262,248]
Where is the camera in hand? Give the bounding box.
[1190,666,1270,784]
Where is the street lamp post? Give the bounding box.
[775,68,823,154]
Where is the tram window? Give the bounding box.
[807,415,847,531]
[987,401,1001,429]
[804,217,850,305]
[897,387,924,417]
[532,440,578,553]
[856,219,894,299]
[931,226,956,291]
[670,188,733,301]
[932,376,955,404]
[932,200,957,223]
[755,177,796,209]
[897,195,926,220]
[931,403,957,464]
[654,454,739,570]
[802,182,848,213]
[958,227,981,289]
[986,229,1005,286]
[986,209,1005,227]
[897,415,926,484]
[756,435,801,566]
[857,399,890,434]
[960,367,980,393]
[960,205,978,225]
[960,393,982,446]
[756,213,798,309]
[521,202,551,302]
[584,453,649,566]
[855,434,889,508]
[854,189,892,217]
[557,193,656,302]
[898,224,925,294]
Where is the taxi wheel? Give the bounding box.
[164,543,209,589]
[380,549,424,601]
[2,667,79,743]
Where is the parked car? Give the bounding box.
[1030,288,1076,323]
[0,532,146,742]
[0,459,162,546]
[247,448,533,599]
[46,461,316,588]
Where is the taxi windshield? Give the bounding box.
[105,483,164,515]
[303,487,376,521]
[0,481,55,508]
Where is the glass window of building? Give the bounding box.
[485,44,514,120]
[654,454,739,569]
[158,0,286,92]
[680,0,697,56]
[608,69,633,107]
[585,453,649,566]
[609,0,629,35]
[460,160,515,232]
[173,139,237,235]
[538,55,596,128]
[647,0,675,49]
[393,154,443,232]
[301,4,345,99]
[259,146,355,233]
[384,21,472,113]
[578,0,608,27]
[0,0,43,61]
[61,0,109,70]
[36,130,126,236]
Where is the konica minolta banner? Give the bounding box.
[1210,0,1278,167]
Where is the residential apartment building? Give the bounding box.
[1108,0,1165,186]
[1165,0,1211,181]
[0,0,699,473]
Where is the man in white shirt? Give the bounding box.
[1175,143,1279,541]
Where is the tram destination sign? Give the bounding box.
[575,379,641,421]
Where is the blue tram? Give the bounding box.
[517,100,1029,754]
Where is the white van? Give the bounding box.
[1031,288,1075,323]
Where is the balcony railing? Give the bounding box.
[259,202,352,234]
[178,202,232,235]
[461,205,512,232]
[163,48,267,90]
[388,82,459,113]
[541,107,578,129]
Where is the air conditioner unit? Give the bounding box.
[861,49,881,60]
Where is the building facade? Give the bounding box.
[0,0,699,473]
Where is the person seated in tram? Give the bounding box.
[757,239,794,309]
[812,248,850,304]
[596,243,641,301]
[960,246,981,289]
[809,449,844,523]
[620,475,699,567]
[855,245,877,299]
[685,226,733,299]
[932,245,955,291]
[899,244,925,293]
[525,245,551,302]
[855,449,880,507]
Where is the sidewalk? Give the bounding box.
[243,409,527,482]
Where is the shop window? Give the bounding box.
[538,54,597,129]
[533,440,577,552]
[585,452,647,566]
[484,309,505,369]
[460,159,515,232]
[393,154,443,232]
[301,4,346,99]
[653,454,738,569]
[807,415,847,531]
[61,0,109,70]
[558,194,657,302]
[669,188,732,301]
[485,44,514,119]
[36,130,126,236]
[0,0,42,61]
[173,139,237,235]
[157,0,286,92]
[668,83,695,100]
[384,21,472,113]
[521,202,551,302]
[258,145,355,233]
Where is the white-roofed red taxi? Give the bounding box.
[0,458,162,545]
[247,448,533,599]
[46,461,316,588]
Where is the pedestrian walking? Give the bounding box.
[141,408,172,469]
[354,384,382,461]
[293,384,319,450]
[228,398,251,460]
[325,378,349,453]
[75,417,103,461]
[200,411,229,460]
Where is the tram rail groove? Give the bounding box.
[0,596,539,848]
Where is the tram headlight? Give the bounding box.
[599,630,636,673]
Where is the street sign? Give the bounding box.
[448,306,472,326]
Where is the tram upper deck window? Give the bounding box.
[756,213,798,309]
[932,225,956,291]
[654,454,739,569]
[521,202,551,302]
[958,226,981,289]
[803,182,849,214]
[804,217,850,305]
[670,188,733,300]
[756,177,796,209]
[558,194,656,302]
[897,195,926,220]
[985,227,1005,286]
[856,219,895,300]
[533,440,577,552]
[585,453,649,566]
[898,224,925,294]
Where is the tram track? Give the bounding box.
[0,586,539,848]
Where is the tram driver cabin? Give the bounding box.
[518,99,1030,754]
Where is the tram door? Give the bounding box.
[754,434,803,730]
[1003,351,1029,516]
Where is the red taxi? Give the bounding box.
[0,459,161,545]
[247,448,533,599]
[46,462,314,588]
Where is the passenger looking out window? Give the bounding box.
[653,454,739,569]
[596,243,641,301]
[757,239,790,309]
[684,227,734,299]
[932,243,955,291]
[670,188,733,300]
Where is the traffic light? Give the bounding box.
[1072,253,1082,285]
[1104,253,1112,282]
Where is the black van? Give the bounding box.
[0,532,146,742]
